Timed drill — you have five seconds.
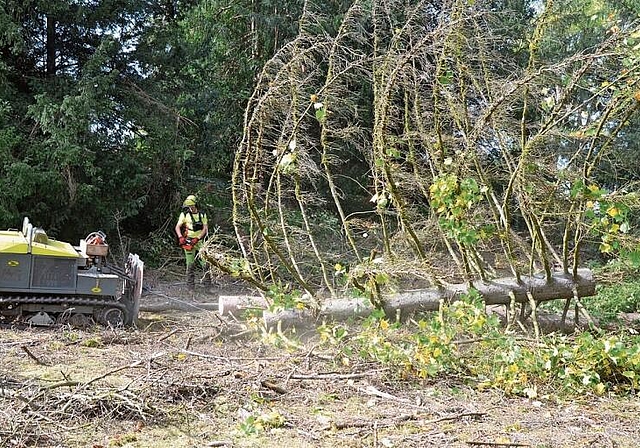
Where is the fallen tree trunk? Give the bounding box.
[263,269,596,329]
[218,295,268,316]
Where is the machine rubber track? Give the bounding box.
[0,294,131,327]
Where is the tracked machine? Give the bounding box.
[0,217,144,327]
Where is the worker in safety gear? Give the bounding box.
[175,194,211,290]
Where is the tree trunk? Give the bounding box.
[263,269,595,329]
[46,15,56,76]
[218,295,268,316]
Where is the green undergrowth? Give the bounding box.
[587,259,640,322]
[586,281,640,323]
[304,291,640,399]
[540,259,640,324]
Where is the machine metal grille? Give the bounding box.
[31,257,77,289]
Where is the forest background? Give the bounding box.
[2,0,640,302]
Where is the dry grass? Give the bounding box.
[1,279,639,448]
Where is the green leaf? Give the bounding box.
[570,180,584,198]
[375,272,389,284]
[437,70,453,85]
[624,250,640,267]
[386,147,400,158]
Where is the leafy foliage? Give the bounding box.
[0,0,304,258]
[317,293,640,397]
[429,174,490,246]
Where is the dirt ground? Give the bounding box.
[1,269,639,448]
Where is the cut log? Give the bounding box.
[140,302,220,312]
[218,295,268,316]
[263,269,595,330]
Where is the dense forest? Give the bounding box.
[0,0,303,238]
[2,0,640,302]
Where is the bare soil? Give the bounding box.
[1,269,639,448]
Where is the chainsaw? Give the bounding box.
[178,236,199,250]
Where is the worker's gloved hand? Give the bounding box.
[191,237,199,245]
[178,236,186,246]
